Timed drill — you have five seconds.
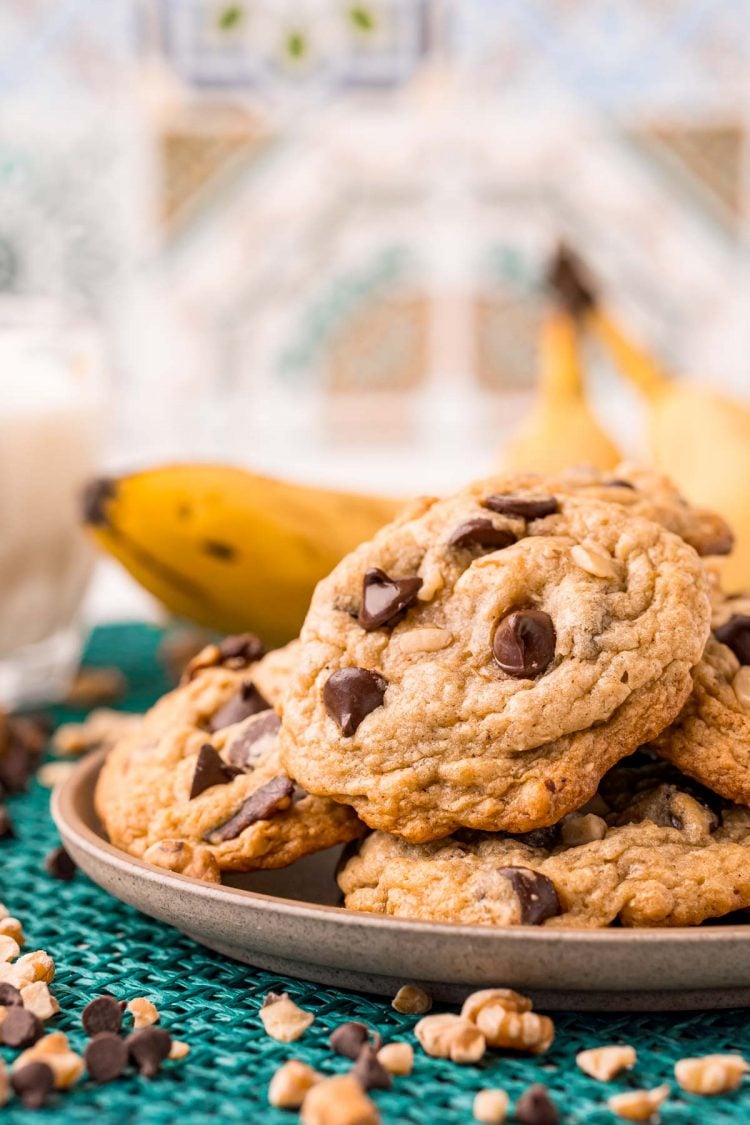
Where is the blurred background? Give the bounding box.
[1,0,749,701]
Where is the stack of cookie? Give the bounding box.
[96,465,750,929]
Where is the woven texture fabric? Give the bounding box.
[3,623,750,1123]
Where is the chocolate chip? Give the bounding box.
[0,982,23,1006]
[482,494,558,519]
[82,994,123,1036]
[515,1084,559,1125]
[44,845,77,881]
[352,1044,392,1091]
[85,1032,129,1083]
[189,744,238,800]
[126,1026,172,1078]
[0,805,15,839]
[605,478,636,490]
[0,742,35,793]
[498,867,561,925]
[715,614,750,665]
[512,826,560,850]
[11,1061,55,1109]
[0,1006,43,1047]
[358,567,423,631]
[329,1021,381,1060]
[448,518,517,551]
[323,668,388,737]
[218,633,265,665]
[225,710,281,771]
[208,681,270,732]
[492,609,556,678]
[204,775,294,844]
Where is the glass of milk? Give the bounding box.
[0,300,104,708]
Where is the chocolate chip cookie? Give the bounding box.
[95,636,364,878]
[338,755,750,927]
[280,481,711,841]
[653,596,750,805]
[518,464,734,559]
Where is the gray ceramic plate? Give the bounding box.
[53,748,750,1011]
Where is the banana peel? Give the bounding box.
[550,247,750,591]
[83,465,401,647]
[501,308,621,474]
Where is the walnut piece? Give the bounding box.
[268,1060,321,1109]
[414,1013,486,1064]
[473,1088,509,1124]
[127,997,159,1029]
[576,1044,636,1081]
[376,1042,413,1076]
[300,1073,379,1125]
[675,1054,748,1095]
[259,992,314,1042]
[607,1085,669,1122]
[460,989,554,1054]
[391,984,432,1015]
[15,1031,84,1089]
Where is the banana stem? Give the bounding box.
[589,309,672,400]
[538,311,586,402]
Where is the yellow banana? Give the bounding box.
[83,465,401,647]
[500,308,621,473]
[549,246,750,590]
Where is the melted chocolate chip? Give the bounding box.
[208,681,270,732]
[323,668,388,737]
[204,775,294,844]
[11,1062,55,1109]
[82,995,123,1036]
[482,494,558,520]
[85,1032,129,1083]
[448,518,517,551]
[515,1083,559,1125]
[358,567,423,631]
[498,867,561,924]
[352,1044,392,1091]
[189,744,238,800]
[225,710,281,770]
[126,1026,172,1078]
[493,610,556,678]
[218,633,265,664]
[715,614,750,665]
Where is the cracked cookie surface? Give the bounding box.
[95,638,364,876]
[280,479,711,841]
[338,755,750,927]
[653,595,750,805]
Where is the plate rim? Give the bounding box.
[52,745,750,948]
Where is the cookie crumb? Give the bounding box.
[414,1013,486,1064]
[473,1088,509,1124]
[607,1085,670,1122]
[301,1073,379,1125]
[674,1054,748,1095]
[376,1041,413,1076]
[268,1060,320,1109]
[515,1083,559,1125]
[391,984,432,1015]
[461,989,554,1054]
[259,992,314,1042]
[127,996,159,1029]
[576,1044,636,1081]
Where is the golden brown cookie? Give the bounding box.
[280,480,711,841]
[653,598,750,804]
[95,636,364,876]
[338,755,750,928]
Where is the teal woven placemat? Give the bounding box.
[3,623,750,1123]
